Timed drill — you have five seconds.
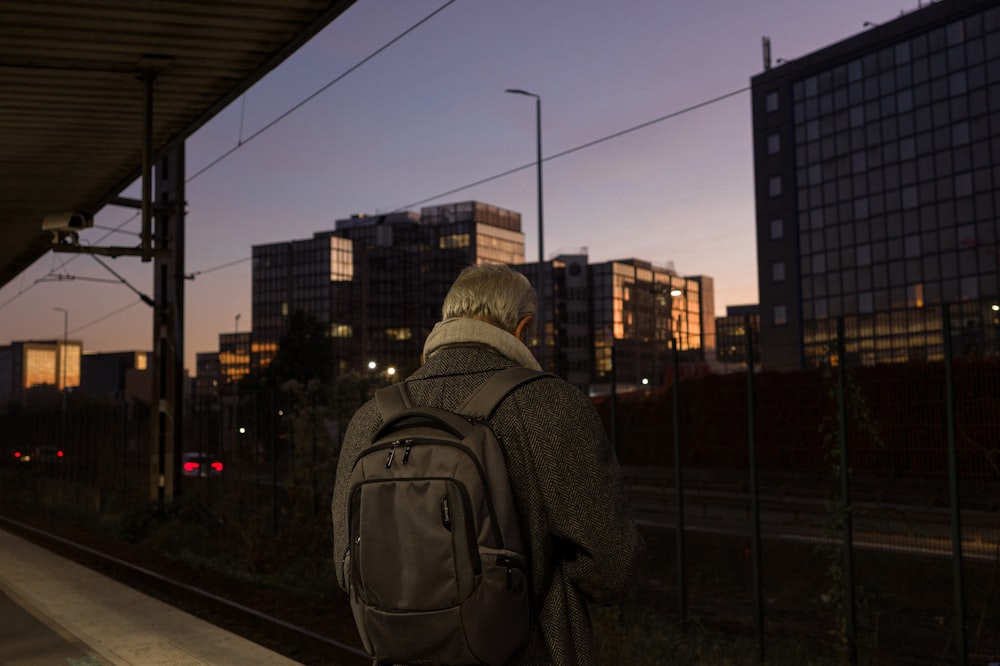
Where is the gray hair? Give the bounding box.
[441,263,537,334]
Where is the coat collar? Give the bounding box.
[422,317,542,371]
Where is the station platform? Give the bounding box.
[0,526,303,665]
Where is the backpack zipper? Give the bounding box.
[384,440,414,468]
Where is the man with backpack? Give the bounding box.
[332,263,645,665]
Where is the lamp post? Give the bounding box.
[505,88,545,370]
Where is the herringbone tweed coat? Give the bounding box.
[332,342,645,665]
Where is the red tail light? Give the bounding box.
[183,461,200,472]
[211,461,223,472]
[13,451,21,458]
[57,450,64,458]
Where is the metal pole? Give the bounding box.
[505,89,544,370]
[53,307,68,413]
[671,337,686,625]
[610,342,618,453]
[141,72,154,262]
[836,317,858,664]
[746,321,764,662]
[943,306,968,665]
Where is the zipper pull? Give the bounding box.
[385,442,397,468]
[402,440,412,465]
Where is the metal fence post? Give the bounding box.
[671,337,686,626]
[943,305,968,665]
[610,342,618,453]
[746,322,764,662]
[836,316,858,664]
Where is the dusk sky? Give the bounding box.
[1,0,920,373]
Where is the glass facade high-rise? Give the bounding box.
[250,201,525,377]
[242,201,717,394]
[753,0,1000,369]
[0,340,82,401]
[517,254,715,394]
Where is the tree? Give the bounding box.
[263,311,335,387]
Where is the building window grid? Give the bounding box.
[791,19,1000,339]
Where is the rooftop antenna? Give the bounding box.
[762,36,772,71]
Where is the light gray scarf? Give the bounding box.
[422,317,542,371]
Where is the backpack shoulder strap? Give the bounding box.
[375,382,413,421]
[457,367,554,420]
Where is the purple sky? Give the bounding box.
[1,0,920,373]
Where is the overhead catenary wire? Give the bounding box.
[186,0,460,183]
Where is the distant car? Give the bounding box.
[14,446,65,463]
[181,452,223,477]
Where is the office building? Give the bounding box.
[80,351,151,403]
[194,352,222,398]
[753,0,1000,368]
[0,340,82,403]
[716,305,761,370]
[518,253,714,393]
[250,201,525,377]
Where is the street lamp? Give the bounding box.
[506,88,546,370]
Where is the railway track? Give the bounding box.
[622,466,1000,560]
[0,515,369,666]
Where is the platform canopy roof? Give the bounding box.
[0,0,357,288]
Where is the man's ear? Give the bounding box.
[514,315,533,343]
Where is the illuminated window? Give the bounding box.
[440,233,470,249]
[330,324,353,338]
[383,328,413,341]
[24,348,57,388]
[908,284,925,308]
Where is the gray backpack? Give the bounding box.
[344,367,549,665]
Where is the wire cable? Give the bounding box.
[393,85,752,211]
[122,85,755,284]
[68,299,145,335]
[186,0,460,183]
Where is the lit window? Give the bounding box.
[908,284,925,308]
[439,233,470,249]
[330,324,353,338]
